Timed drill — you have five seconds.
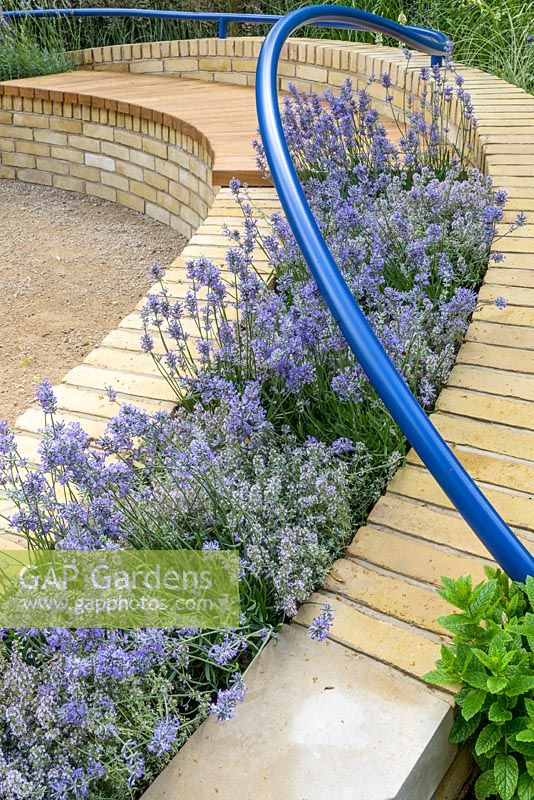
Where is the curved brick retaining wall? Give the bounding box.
[70,36,478,159]
[0,37,479,237]
[0,88,214,239]
[72,36,412,117]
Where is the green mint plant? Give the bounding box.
[424,568,534,800]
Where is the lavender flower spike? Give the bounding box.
[210,675,247,722]
[308,602,334,642]
[35,378,57,415]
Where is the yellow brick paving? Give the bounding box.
[0,45,533,692]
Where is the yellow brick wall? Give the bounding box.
[68,37,475,162]
[0,38,482,234]
[0,93,215,240]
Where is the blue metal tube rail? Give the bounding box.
[255,4,534,581]
[2,5,445,55]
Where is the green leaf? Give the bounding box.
[488,701,513,724]
[475,723,504,756]
[487,676,508,694]
[494,754,519,800]
[525,699,534,719]
[438,613,480,636]
[456,642,475,673]
[507,591,526,619]
[507,717,530,735]
[518,730,534,743]
[508,737,534,758]
[440,645,457,669]
[469,580,498,619]
[437,575,473,610]
[489,631,512,658]
[422,668,457,686]
[508,622,534,638]
[460,688,487,721]
[450,711,482,744]
[506,677,534,697]
[518,772,534,800]
[475,770,496,800]
[472,648,495,671]
[463,668,491,690]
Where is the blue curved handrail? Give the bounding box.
[255,4,534,582]
[2,6,446,58]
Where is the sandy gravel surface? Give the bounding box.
[0,180,187,424]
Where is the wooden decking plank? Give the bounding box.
[436,387,534,430]
[16,406,109,440]
[407,446,534,496]
[474,304,534,327]
[63,364,178,402]
[484,267,534,287]
[466,321,534,350]
[324,557,449,635]
[294,591,444,681]
[456,341,534,374]
[448,363,534,402]
[369,494,491,558]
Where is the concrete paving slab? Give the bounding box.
[142,624,455,800]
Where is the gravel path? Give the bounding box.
[0,180,187,424]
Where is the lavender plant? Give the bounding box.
[0,12,70,82]
[141,73,524,474]
[0,383,350,798]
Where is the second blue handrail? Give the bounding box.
[2,5,446,58]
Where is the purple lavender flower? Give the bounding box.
[35,378,57,414]
[147,717,180,757]
[149,263,166,281]
[494,189,507,206]
[207,633,247,666]
[494,296,507,310]
[202,540,220,550]
[210,675,246,722]
[104,385,117,403]
[140,332,154,353]
[0,420,15,455]
[307,602,334,642]
[331,437,355,455]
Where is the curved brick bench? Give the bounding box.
[0,37,532,800]
[0,71,271,240]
